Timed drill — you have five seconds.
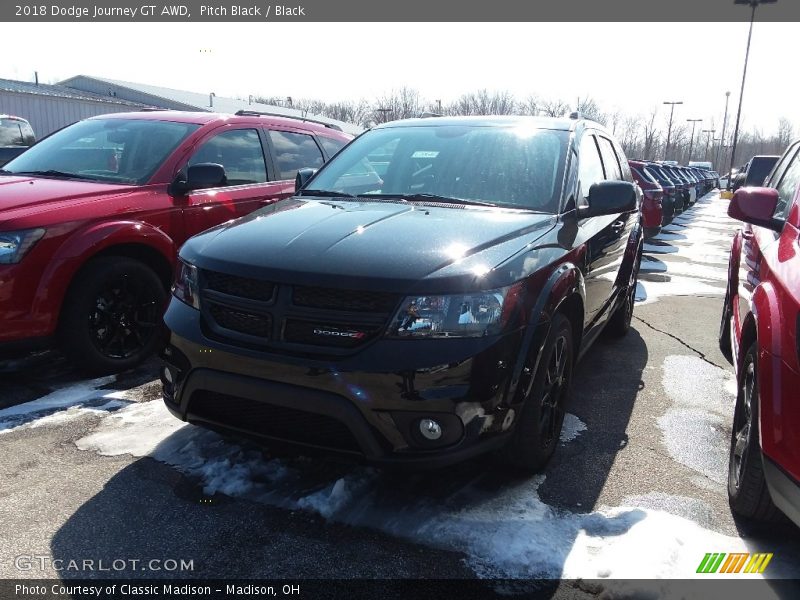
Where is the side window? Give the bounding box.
[774,152,800,221]
[578,134,605,205]
[318,135,348,158]
[20,121,35,145]
[268,130,325,180]
[187,129,267,186]
[0,119,24,146]
[597,137,622,181]
[612,141,633,182]
[766,143,799,188]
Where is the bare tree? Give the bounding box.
[539,98,570,118]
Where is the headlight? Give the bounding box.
[386,285,522,339]
[0,228,45,264]
[172,259,199,309]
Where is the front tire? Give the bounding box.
[503,313,574,472]
[58,257,167,375]
[727,342,781,523]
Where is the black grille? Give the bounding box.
[204,270,275,301]
[209,304,271,338]
[188,391,361,453]
[292,285,399,313]
[283,319,381,348]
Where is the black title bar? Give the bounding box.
[2,0,798,22]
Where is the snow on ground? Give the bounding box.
[559,413,587,444]
[636,193,734,306]
[0,376,130,434]
[64,397,774,582]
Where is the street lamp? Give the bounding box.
[727,0,778,190]
[686,119,703,162]
[663,101,683,160]
[702,129,716,160]
[376,108,392,123]
[716,91,731,170]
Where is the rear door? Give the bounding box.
[180,126,289,240]
[266,129,326,197]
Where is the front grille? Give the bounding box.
[204,270,275,301]
[208,304,271,338]
[283,319,382,348]
[188,391,361,453]
[292,285,399,313]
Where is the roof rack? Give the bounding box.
[234,109,343,131]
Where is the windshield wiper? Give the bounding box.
[366,193,499,207]
[298,189,357,198]
[13,170,87,179]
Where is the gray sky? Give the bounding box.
[2,22,797,136]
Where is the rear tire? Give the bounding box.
[727,342,781,523]
[58,257,167,375]
[502,313,574,473]
[605,243,642,339]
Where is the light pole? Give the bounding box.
[663,101,683,160]
[702,129,716,160]
[686,119,703,162]
[376,108,392,123]
[727,0,778,190]
[716,91,731,170]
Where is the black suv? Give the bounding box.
[161,116,643,471]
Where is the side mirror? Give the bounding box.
[732,172,746,191]
[295,167,317,192]
[170,163,227,195]
[579,181,637,218]
[729,187,782,232]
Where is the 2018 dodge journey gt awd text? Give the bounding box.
[161,116,644,471]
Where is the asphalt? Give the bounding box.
[1,191,798,595]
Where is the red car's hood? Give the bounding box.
[0,175,136,216]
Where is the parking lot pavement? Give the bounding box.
[1,191,799,589]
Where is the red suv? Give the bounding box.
[720,139,800,528]
[0,110,352,373]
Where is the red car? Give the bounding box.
[0,110,352,373]
[720,139,800,528]
[629,159,664,238]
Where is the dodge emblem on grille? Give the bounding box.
[313,328,366,339]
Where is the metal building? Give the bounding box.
[61,75,362,135]
[0,78,149,138]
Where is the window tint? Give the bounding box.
[774,153,800,221]
[578,135,605,203]
[307,125,569,212]
[766,144,798,188]
[268,130,324,180]
[318,135,348,158]
[4,118,199,184]
[188,129,267,186]
[597,137,622,180]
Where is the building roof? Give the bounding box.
[0,77,148,107]
[59,75,362,135]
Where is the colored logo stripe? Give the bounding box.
[697,552,773,574]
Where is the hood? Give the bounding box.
[0,175,135,219]
[182,198,557,293]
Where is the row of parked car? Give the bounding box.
[1,108,798,532]
[629,160,720,238]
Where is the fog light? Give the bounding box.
[419,418,442,440]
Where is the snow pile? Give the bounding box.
[0,376,127,434]
[71,399,766,580]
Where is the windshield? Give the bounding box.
[3,118,200,184]
[304,124,569,213]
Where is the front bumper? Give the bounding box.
[161,299,537,467]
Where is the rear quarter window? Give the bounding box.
[0,118,28,146]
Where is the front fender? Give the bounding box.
[32,220,177,317]
[506,262,586,404]
[752,281,785,455]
